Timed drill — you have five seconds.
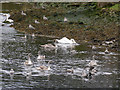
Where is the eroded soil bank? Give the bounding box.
[7,2,119,50]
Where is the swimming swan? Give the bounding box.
[10,69,14,75]
[24,53,33,66]
[37,51,45,60]
[36,60,52,70]
[55,37,77,44]
[21,34,27,39]
[105,48,109,54]
[64,17,68,22]
[40,44,56,49]
[89,55,97,66]
[5,14,13,23]
[66,67,74,73]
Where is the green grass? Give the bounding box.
[110,4,119,11]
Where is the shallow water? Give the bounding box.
[1,3,120,88]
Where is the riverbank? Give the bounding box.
[7,2,119,49]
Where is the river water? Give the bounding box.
[0,3,119,88]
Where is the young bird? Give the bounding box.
[21,11,26,16]
[64,17,68,22]
[37,51,45,60]
[24,53,33,66]
[40,44,56,50]
[105,48,109,54]
[36,60,52,71]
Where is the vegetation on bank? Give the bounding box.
[7,2,119,48]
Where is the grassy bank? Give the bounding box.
[8,2,119,48]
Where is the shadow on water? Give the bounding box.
[1,3,119,88]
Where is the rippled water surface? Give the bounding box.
[1,3,120,88]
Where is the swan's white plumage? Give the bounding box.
[105,48,109,54]
[5,14,13,23]
[35,20,40,24]
[56,37,77,44]
[43,15,48,20]
[64,17,68,22]
[21,11,26,16]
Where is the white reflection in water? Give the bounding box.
[10,74,14,80]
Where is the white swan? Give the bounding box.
[21,11,26,16]
[64,17,68,22]
[105,41,113,45]
[10,69,14,74]
[105,48,109,54]
[36,60,52,70]
[43,15,48,20]
[66,67,74,73]
[89,55,97,66]
[35,20,40,24]
[5,14,13,23]
[89,60,97,67]
[29,24,35,30]
[40,44,56,49]
[32,33,35,37]
[92,45,96,50]
[22,34,27,39]
[55,37,77,44]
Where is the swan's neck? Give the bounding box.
[25,35,26,38]
[47,66,51,70]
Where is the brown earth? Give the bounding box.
[9,3,119,50]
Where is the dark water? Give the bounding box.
[1,3,120,88]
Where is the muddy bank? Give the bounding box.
[8,2,119,48]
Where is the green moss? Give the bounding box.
[109,4,119,11]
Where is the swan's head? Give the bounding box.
[48,60,52,64]
[71,39,76,43]
[90,60,97,66]
[29,24,31,27]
